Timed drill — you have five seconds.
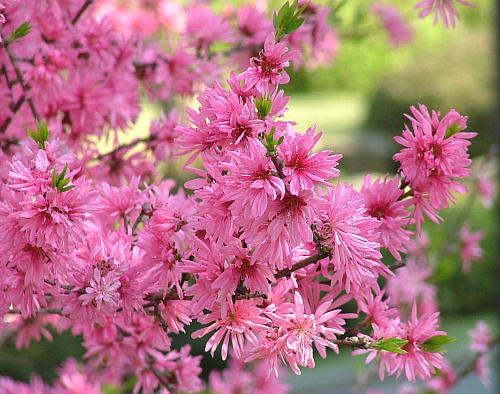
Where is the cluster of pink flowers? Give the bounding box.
[0,1,493,393]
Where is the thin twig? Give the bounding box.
[270,154,286,180]
[71,0,94,25]
[332,336,373,349]
[275,248,331,278]
[92,136,155,162]
[389,261,406,271]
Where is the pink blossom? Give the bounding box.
[14,179,94,252]
[476,174,495,208]
[222,139,285,218]
[371,3,414,47]
[315,184,388,293]
[364,304,447,382]
[386,258,436,309]
[361,175,413,259]
[279,126,342,195]
[239,34,298,92]
[149,110,181,161]
[468,321,492,353]
[426,359,457,393]
[185,5,233,53]
[459,223,483,272]
[79,268,121,311]
[192,299,270,360]
[415,0,476,28]
[54,358,102,394]
[394,105,476,214]
[237,6,273,47]
[475,354,490,386]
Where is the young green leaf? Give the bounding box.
[52,163,75,192]
[254,96,272,119]
[421,335,456,353]
[273,1,307,42]
[372,337,409,354]
[445,122,465,138]
[7,21,32,44]
[28,120,50,149]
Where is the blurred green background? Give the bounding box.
[0,0,497,392]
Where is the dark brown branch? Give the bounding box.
[71,0,94,25]
[92,135,155,161]
[389,261,406,271]
[275,248,331,279]
[44,278,75,291]
[132,202,152,236]
[8,308,64,315]
[332,336,373,349]
[270,154,286,180]
[234,292,268,301]
[0,39,39,133]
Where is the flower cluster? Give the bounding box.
[0,1,492,393]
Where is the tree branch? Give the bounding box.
[71,0,94,25]
[332,336,373,349]
[275,248,331,279]
[92,135,155,162]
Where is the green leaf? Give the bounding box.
[283,18,305,34]
[372,337,409,354]
[421,335,456,353]
[445,122,465,138]
[7,21,32,44]
[254,97,272,119]
[52,163,75,192]
[273,0,306,42]
[27,120,50,149]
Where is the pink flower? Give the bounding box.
[0,4,5,25]
[54,358,102,394]
[237,6,273,46]
[475,354,490,386]
[279,126,342,195]
[477,174,495,208]
[94,176,146,230]
[365,304,447,382]
[149,109,181,162]
[426,359,457,393]
[459,223,483,272]
[386,258,436,309]
[8,150,52,195]
[79,268,121,310]
[192,299,270,360]
[371,3,414,47]
[248,291,353,376]
[14,179,93,252]
[361,175,413,260]
[239,34,298,92]
[415,0,476,28]
[468,321,492,353]
[357,290,399,329]
[222,139,285,218]
[212,243,275,298]
[394,105,476,213]
[315,184,388,293]
[185,5,233,53]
